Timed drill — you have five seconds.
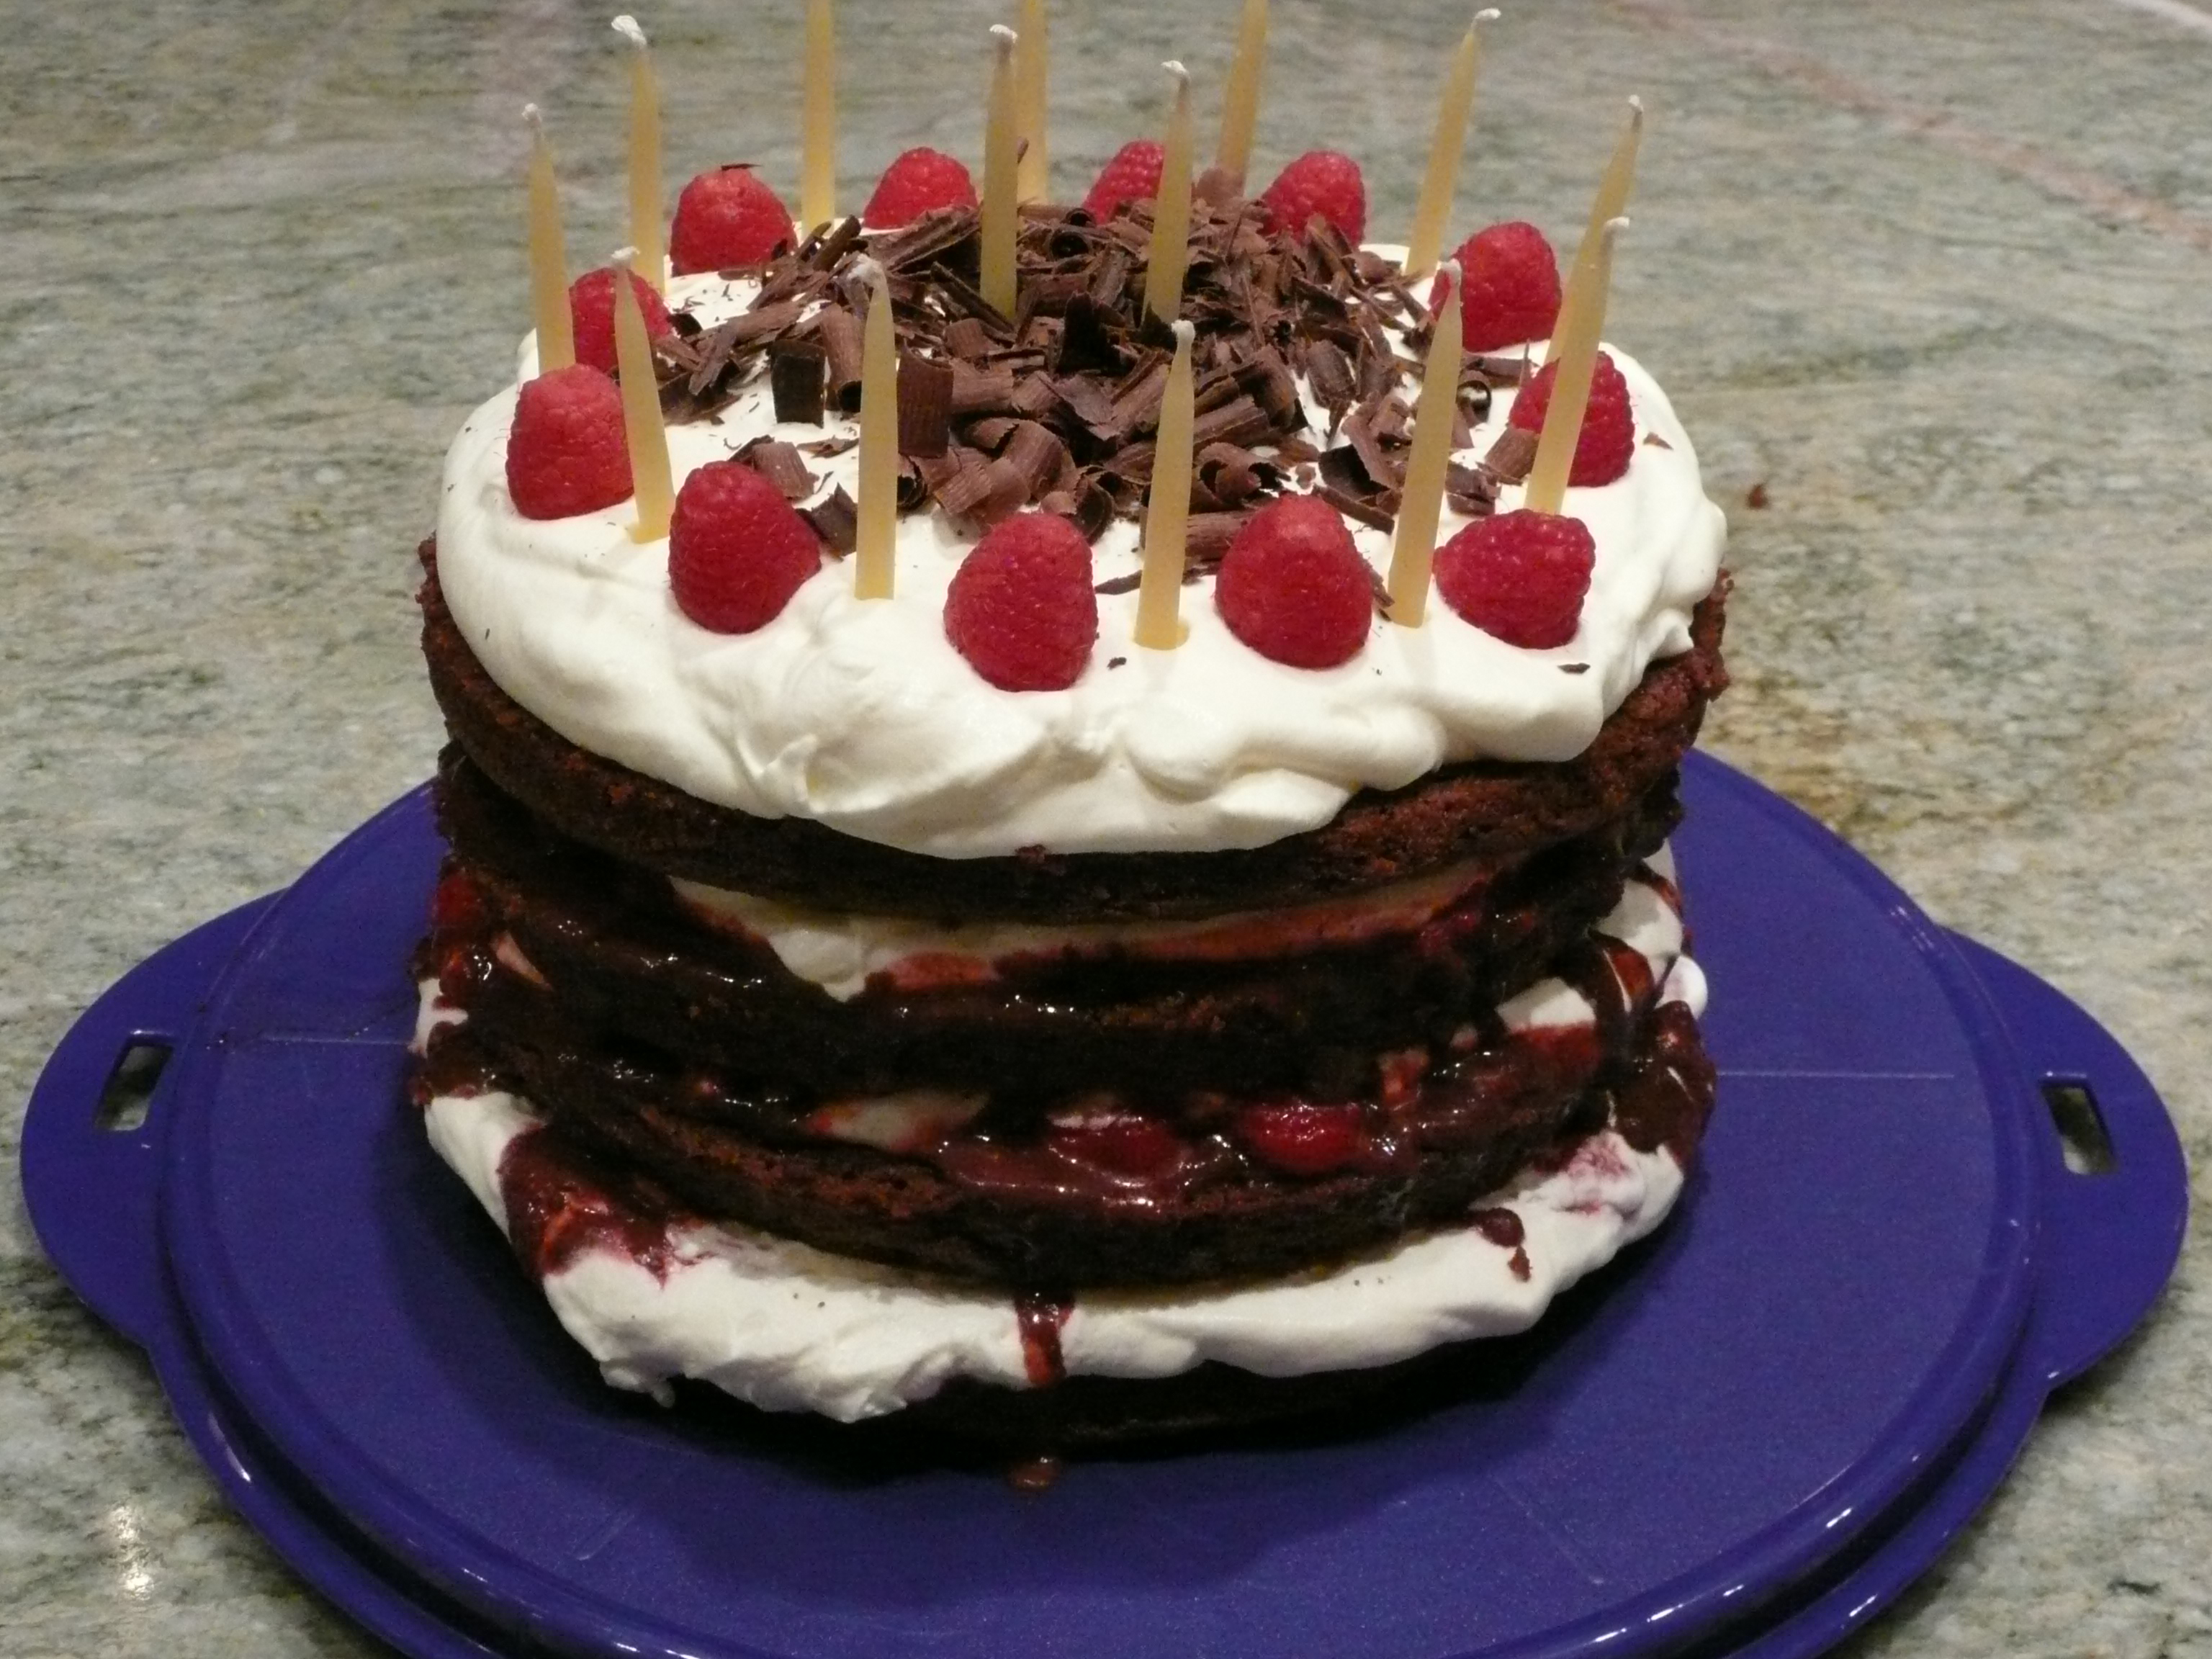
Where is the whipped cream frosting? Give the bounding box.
[435,264,1725,859]
[415,859,1703,1419]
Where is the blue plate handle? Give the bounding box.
[20,896,277,1349]
[1949,933,2188,1389]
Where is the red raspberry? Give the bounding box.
[1258,150,1367,243]
[1439,220,1561,353]
[1236,1101,1365,1178]
[1082,140,1164,222]
[944,512,1098,691]
[429,868,488,940]
[669,165,794,275]
[1047,1110,1182,1178]
[667,461,822,633]
[1508,351,1636,487]
[505,364,633,519]
[567,267,673,377]
[1214,494,1374,669]
[862,146,979,228]
[1434,509,1596,649]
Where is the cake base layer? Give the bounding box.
[419,544,1728,922]
[422,1082,1686,1429]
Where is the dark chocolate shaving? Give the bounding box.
[896,357,956,458]
[770,340,827,425]
[1485,426,1538,485]
[816,308,865,413]
[804,485,858,554]
[733,436,816,502]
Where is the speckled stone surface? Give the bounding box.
[4,0,2208,1653]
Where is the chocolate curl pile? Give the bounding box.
[648,184,1537,585]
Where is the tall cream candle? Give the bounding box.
[611,248,674,541]
[523,105,575,373]
[853,259,899,598]
[1403,9,1499,280]
[1145,61,1193,327]
[981,25,1020,318]
[801,0,836,230]
[1133,320,1196,650]
[1548,97,1642,358]
[1525,218,1625,517]
[1387,261,1463,626]
[611,17,665,293]
[1015,0,1050,202]
[1215,0,1268,188]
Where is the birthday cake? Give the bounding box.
[410,136,1727,1441]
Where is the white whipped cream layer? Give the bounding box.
[435,269,1725,858]
[424,1087,1683,1422]
[675,854,1487,1001]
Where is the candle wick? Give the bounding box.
[1170,318,1195,349]
[850,254,885,287]
[1473,6,1500,26]
[611,14,647,51]
[1627,94,1645,120]
[611,244,640,270]
[1434,258,1461,310]
[1162,58,1189,86]
[522,102,544,132]
[1604,215,1630,238]
[989,22,1017,52]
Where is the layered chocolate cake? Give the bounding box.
[410,163,1727,1441]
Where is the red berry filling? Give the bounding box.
[1235,1101,1367,1178]
[1047,1109,1184,1178]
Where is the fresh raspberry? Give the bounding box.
[667,461,823,633]
[567,266,673,377]
[1258,150,1367,243]
[429,868,488,940]
[1440,220,1561,352]
[1508,350,1636,487]
[1235,1101,1365,1178]
[1047,1109,1183,1178]
[943,512,1098,691]
[505,364,633,519]
[1081,140,1164,222]
[862,146,979,228]
[1214,494,1374,669]
[1434,509,1596,649]
[669,165,794,275]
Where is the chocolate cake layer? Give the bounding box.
[419,542,1727,922]
[418,951,1714,1287]
[435,748,1681,1100]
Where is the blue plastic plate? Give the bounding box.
[22,754,2186,1659]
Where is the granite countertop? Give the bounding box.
[4,0,2206,1652]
